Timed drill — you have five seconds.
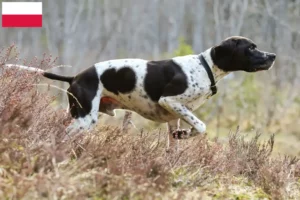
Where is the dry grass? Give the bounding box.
[1,46,300,199]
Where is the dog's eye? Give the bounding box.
[249,45,256,51]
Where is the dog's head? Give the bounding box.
[211,36,276,72]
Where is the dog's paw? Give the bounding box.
[172,127,202,139]
[172,129,191,139]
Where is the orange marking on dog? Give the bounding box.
[101,97,118,104]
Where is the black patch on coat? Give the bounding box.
[100,67,136,95]
[144,59,188,102]
[67,66,99,119]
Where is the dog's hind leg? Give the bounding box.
[86,84,103,128]
[64,84,103,140]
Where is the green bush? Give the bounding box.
[173,37,194,56]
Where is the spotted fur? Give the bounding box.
[5,36,276,147]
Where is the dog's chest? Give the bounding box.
[172,55,213,111]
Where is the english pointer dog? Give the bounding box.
[5,36,276,147]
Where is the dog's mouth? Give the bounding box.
[249,58,275,72]
[252,62,274,72]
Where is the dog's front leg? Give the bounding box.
[159,97,206,139]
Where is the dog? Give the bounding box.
[5,36,276,147]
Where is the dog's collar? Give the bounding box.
[199,54,217,96]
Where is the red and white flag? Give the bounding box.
[2,2,42,28]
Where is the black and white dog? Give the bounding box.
[6,36,276,146]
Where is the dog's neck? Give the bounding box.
[201,48,229,83]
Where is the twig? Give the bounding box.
[32,83,83,109]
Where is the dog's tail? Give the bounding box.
[4,64,74,84]
[43,72,73,84]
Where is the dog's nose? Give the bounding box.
[269,53,276,61]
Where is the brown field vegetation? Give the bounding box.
[1,46,300,199]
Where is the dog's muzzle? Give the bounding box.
[266,53,276,70]
[253,53,276,71]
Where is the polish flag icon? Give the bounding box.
[2,2,42,28]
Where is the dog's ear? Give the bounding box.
[211,38,239,72]
[213,39,239,59]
